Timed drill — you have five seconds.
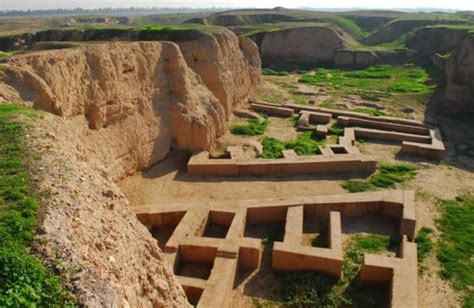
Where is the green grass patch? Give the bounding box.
[342,163,417,192]
[230,119,268,136]
[328,123,345,136]
[273,234,394,307]
[341,180,373,193]
[260,137,286,159]
[334,16,369,40]
[0,104,74,306]
[354,108,387,117]
[415,227,434,273]
[299,65,434,94]
[376,35,410,52]
[437,196,474,307]
[260,132,325,159]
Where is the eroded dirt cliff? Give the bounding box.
[0,31,261,306]
[0,34,260,180]
[443,34,474,115]
[258,26,356,66]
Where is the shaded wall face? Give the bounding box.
[260,27,346,65]
[443,35,474,115]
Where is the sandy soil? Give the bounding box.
[119,150,349,211]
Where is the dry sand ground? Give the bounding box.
[119,75,474,307]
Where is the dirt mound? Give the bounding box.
[0,30,261,306]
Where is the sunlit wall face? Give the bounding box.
[1,0,472,10]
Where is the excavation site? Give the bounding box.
[0,5,473,308]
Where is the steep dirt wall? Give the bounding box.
[442,34,474,115]
[0,36,260,181]
[178,30,261,116]
[259,26,354,66]
[362,19,468,46]
[205,13,296,26]
[0,32,261,307]
[0,28,208,51]
[405,26,468,55]
[29,115,190,307]
[362,19,437,45]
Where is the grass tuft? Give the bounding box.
[260,132,325,159]
[342,163,417,192]
[231,119,268,136]
[415,227,434,273]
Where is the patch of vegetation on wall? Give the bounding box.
[0,104,73,306]
[437,196,474,307]
[342,163,417,192]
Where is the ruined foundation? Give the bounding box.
[136,190,418,308]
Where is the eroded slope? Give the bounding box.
[0,30,261,306]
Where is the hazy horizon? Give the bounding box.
[1,0,473,11]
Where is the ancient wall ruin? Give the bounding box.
[136,190,418,308]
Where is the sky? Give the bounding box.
[1,0,473,11]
